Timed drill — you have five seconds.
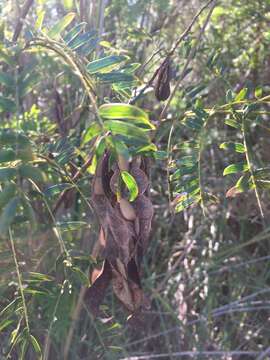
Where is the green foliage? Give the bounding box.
[120,170,138,201]
[0,0,269,359]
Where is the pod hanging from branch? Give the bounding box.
[85,151,153,323]
[154,57,171,102]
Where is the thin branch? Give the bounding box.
[168,0,216,56]
[130,0,216,105]
[257,347,270,360]
[242,117,266,223]
[13,0,34,42]
[9,229,30,333]
[120,351,260,359]
[52,146,96,214]
[160,1,217,120]
[63,287,87,360]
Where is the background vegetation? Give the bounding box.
[0,0,270,359]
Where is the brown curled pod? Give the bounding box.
[154,58,171,101]
[93,176,104,195]
[95,158,103,176]
[130,167,148,195]
[134,195,154,220]
[119,198,136,221]
[110,167,148,196]
[134,217,140,236]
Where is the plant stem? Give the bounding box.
[9,229,30,333]
[242,118,265,224]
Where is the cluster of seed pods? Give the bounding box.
[85,151,153,321]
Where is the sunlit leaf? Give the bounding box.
[110,137,130,161]
[96,72,134,84]
[220,142,245,153]
[35,10,45,31]
[99,103,154,129]
[255,86,262,99]
[68,30,96,50]
[103,120,150,144]
[170,165,197,180]
[63,0,74,10]
[82,123,101,145]
[30,335,42,355]
[121,171,138,201]
[223,162,249,176]
[0,319,14,332]
[174,194,201,213]
[87,55,127,74]
[64,22,86,44]
[134,143,157,154]
[48,12,76,39]
[28,272,54,282]
[186,84,205,99]
[236,174,252,191]
[235,87,248,102]
[225,118,242,129]
[44,183,74,197]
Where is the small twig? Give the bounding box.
[160,1,217,120]
[129,67,160,104]
[52,149,95,214]
[242,117,266,223]
[120,351,260,359]
[63,287,87,360]
[139,47,164,75]
[130,0,216,105]
[257,347,270,360]
[13,0,34,42]
[96,0,107,57]
[168,0,216,56]
[9,229,30,333]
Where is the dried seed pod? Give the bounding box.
[154,58,171,101]
[119,198,136,221]
[130,167,148,195]
[134,217,140,236]
[118,154,129,171]
[93,176,104,195]
[95,159,103,176]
